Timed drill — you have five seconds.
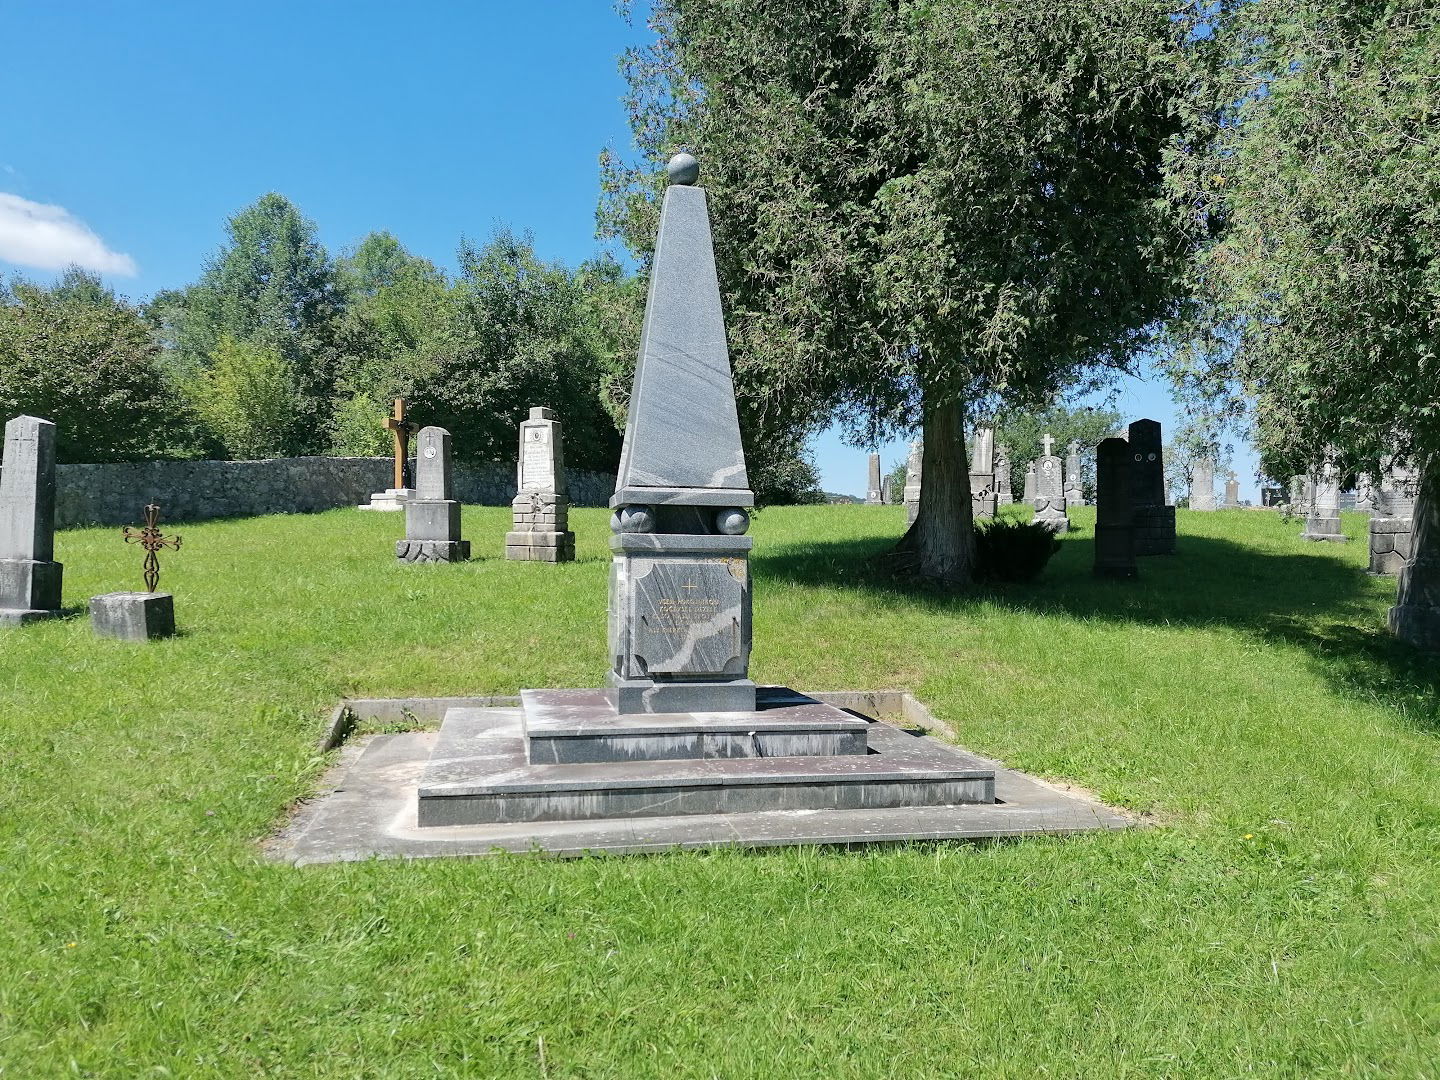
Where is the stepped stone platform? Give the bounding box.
[272,692,1132,863]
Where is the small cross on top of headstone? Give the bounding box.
[382,398,418,491]
[122,503,182,593]
[1042,434,1055,457]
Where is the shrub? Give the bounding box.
[974,518,1062,582]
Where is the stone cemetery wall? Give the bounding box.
[54,456,617,527]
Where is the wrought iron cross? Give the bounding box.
[122,503,182,593]
[382,397,418,491]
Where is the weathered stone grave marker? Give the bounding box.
[994,444,1013,506]
[1301,451,1348,542]
[1033,434,1070,533]
[0,415,63,625]
[505,407,575,562]
[970,427,996,520]
[1064,440,1084,507]
[91,503,179,640]
[866,453,882,505]
[397,426,470,563]
[1190,457,1217,511]
[904,440,922,525]
[1022,461,1038,504]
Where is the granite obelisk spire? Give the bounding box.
[607,153,756,713]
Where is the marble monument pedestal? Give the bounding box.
[359,487,414,512]
[0,557,63,625]
[1301,514,1350,542]
[415,687,997,828]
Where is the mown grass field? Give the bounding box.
[1,503,1436,1077]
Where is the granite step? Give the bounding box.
[521,687,870,764]
[418,707,995,826]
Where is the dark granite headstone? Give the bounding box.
[1128,419,1175,555]
[1094,437,1136,578]
[0,415,63,624]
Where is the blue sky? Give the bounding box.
[0,1,1256,498]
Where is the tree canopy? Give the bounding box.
[604,0,1205,579]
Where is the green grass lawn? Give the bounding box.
[2,504,1437,1077]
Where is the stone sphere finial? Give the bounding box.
[666,152,699,186]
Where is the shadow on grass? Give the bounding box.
[754,530,1440,734]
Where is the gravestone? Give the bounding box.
[359,398,417,511]
[904,441,922,525]
[970,427,996,520]
[1301,451,1348,542]
[1033,435,1070,534]
[92,502,181,640]
[1128,419,1176,555]
[1301,474,1316,517]
[1355,473,1379,516]
[1370,457,1418,575]
[402,154,1000,840]
[1064,440,1084,507]
[1190,457,1217,511]
[1022,461,1038,504]
[1222,471,1241,508]
[1094,437,1136,578]
[397,426,471,563]
[994,444,1013,506]
[505,408,575,562]
[1389,467,1440,651]
[880,475,892,505]
[0,416,63,625]
[866,453,882,505]
[606,154,757,714]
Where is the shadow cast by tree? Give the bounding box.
[753,527,1440,735]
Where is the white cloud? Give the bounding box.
[0,192,137,276]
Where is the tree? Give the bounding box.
[604,0,1203,581]
[406,230,622,471]
[154,194,343,452]
[1167,0,1440,644]
[992,405,1125,501]
[0,269,193,463]
[189,335,303,460]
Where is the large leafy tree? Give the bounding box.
[0,269,193,463]
[1169,0,1440,642]
[153,194,344,453]
[403,230,623,471]
[603,0,1203,580]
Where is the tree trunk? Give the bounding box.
[893,386,976,584]
[1389,453,1440,651]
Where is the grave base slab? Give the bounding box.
[90,591,175,641]
[270,699,1132,863]
[395,540,471,563]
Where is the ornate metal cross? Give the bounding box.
[382,397,418,490]
[122,503,182,593]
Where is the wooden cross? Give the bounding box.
[122,503,182,593]
[381,398,418,490]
